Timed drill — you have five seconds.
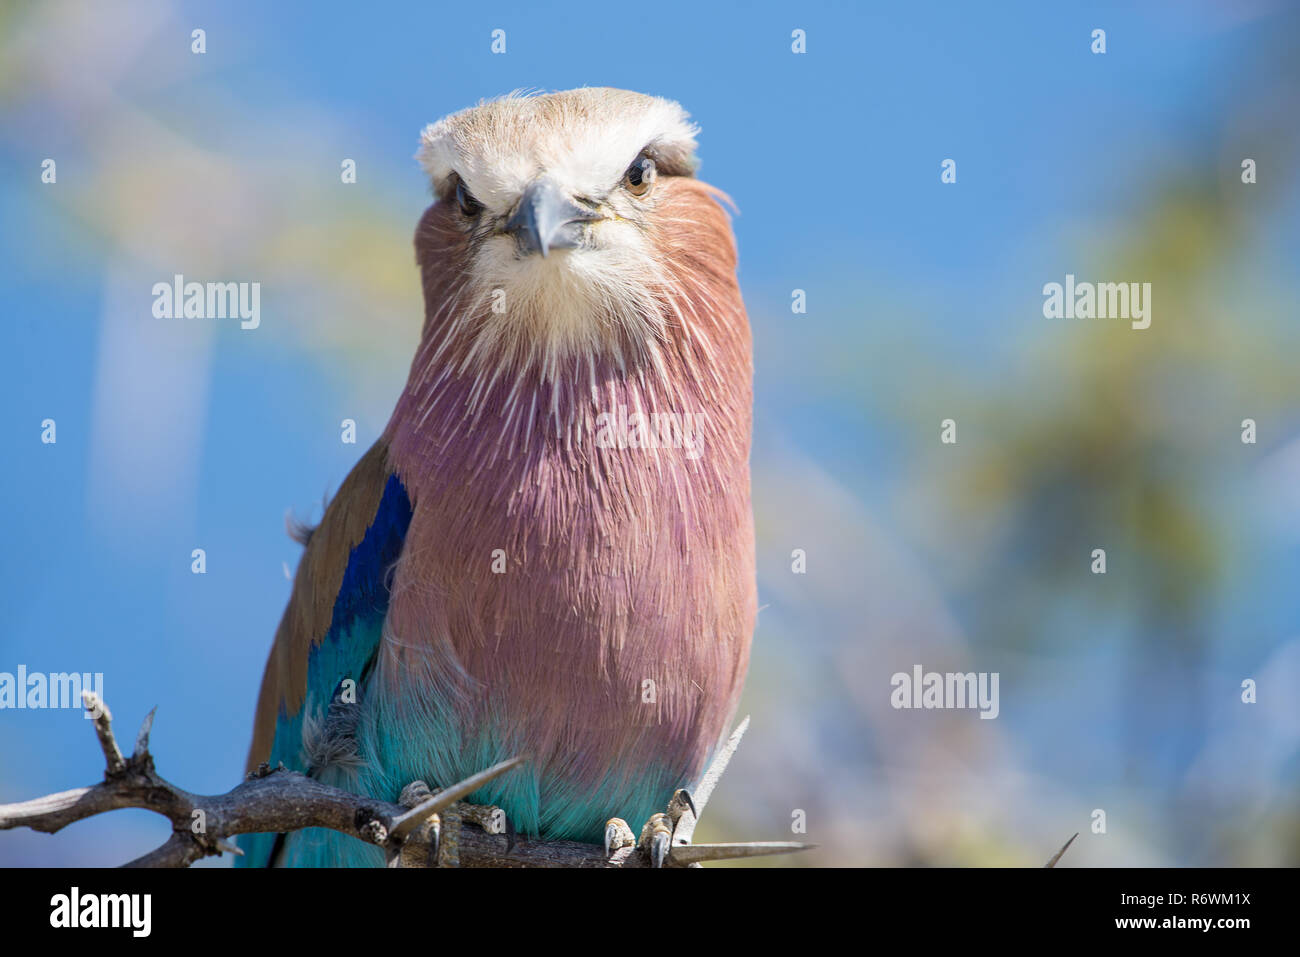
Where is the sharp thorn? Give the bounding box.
[692,715,749,817]
[1045,832,1078,869]
[669,841,816,865]
[668,721,750,852]
[133,706,157,759]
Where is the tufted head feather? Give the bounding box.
[409,88,728,388]
[417,87,699,204]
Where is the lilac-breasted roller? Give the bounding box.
[238,89,754,867]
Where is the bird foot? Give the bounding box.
[605,788,696,867]
[397,778,513,867]
[601,719,818,868]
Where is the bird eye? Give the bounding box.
[623,155,656,197]
[455,178,484,217]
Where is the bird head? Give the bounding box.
[413,88,731,381]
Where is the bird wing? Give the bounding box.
[238,439,412,866]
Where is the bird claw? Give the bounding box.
[393,779,441,867]
[421,786,510,867]
[640,812,673,868]
[604,817,635,859]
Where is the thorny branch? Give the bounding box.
[0,692,816,868]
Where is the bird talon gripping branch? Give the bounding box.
[640,813,673,869]
[606,788,699,867]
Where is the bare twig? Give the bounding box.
[0,697,814,868]
[83,691,124,775]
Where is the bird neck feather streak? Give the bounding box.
[384,177,750,490]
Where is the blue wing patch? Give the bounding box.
[237,472,411,867]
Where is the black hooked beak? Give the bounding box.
[505,178,601,257]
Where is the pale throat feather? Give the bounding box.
[388,179,749,484]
